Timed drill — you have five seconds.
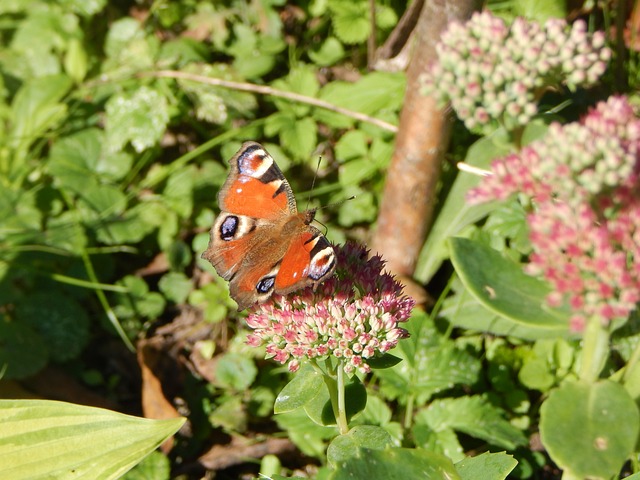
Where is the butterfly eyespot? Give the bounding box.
[220,215,239,240]
[256,276,276,294]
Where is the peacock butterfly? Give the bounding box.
[202,141,336,310]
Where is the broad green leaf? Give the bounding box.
[279,116,318,160]
[413,425,463,462]
[158,272,192,304]
[416,395,527,450]
[540,380,639,479]
[308,37,344,66]
[335,130,368,160]
[318,72,405,116]
[455,451,518,480]
[332,448,460,480]
[274,408,337,458]
[121,451,170,480]
[327,425,393,466]
[103,17,154,71]
[271,65,320,117]
[0,317,48,379]
[48,129,133,187]
[329,1,370,44]
[114,275,166,320]
[376,312,480,404]
[105,86,169,153]
[0,399,184,480]
[15,292,90,362]
[215,352,258,391]
[274,364,324,413]
[513,0,567,21]
[58,0,107,17]
[304,376,367,426]
[64,38,88,83]
[0,188,42,239]
[415,132,512,283]
[337,191,376,226]
[9,74,72,156]
[208,395,247,432]
[441,285,571,340]
[449,237,571,336]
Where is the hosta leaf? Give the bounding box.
[0,399,184,480]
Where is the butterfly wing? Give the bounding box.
[203,142,334,310]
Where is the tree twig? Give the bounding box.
[142,70,398,133]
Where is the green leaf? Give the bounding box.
[308,37,344,66]
[158,272,192,304]
[105,86,169,153]
[330,1,370,45]
[337,191,376,226]
[215,352,258,391]
[376,312,481,404]
[332,448,460,480]
[271,66,320,117]
[417,396,528,450]
[0,317,48,379]
[513,0,567,22]
[274,408,337,458]
[415,132,512,283]
[540,380,639,479]
[15,293,90,362]
[121,451,170,480]
[327,425,393,466]
[103,17,154,70]
[0,399,184,480]
[279,116,318,160]
[64,38,88,83]
[9,74,72,159]
[455,451,518,480]
[449,237,571,337]
[274,364,324,413]
[304,376,367,426]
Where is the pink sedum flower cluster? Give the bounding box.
[422,11,611,133]
[245,243,414,374]
[469,96,640,331]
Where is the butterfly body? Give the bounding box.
[202,142,336,310]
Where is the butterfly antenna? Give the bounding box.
[306,156,323,211]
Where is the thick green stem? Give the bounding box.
[323,359,349,435]
[578,317,610,383]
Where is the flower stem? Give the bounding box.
[579,317,610,383]
[323,359,349,435]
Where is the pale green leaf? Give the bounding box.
[105,86,169,153]
[0,399,184,480]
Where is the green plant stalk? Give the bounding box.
[322,359,349,435]
[622,333,640,384]
[578,316,610,383]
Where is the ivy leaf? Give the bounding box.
[105,86,169,153]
